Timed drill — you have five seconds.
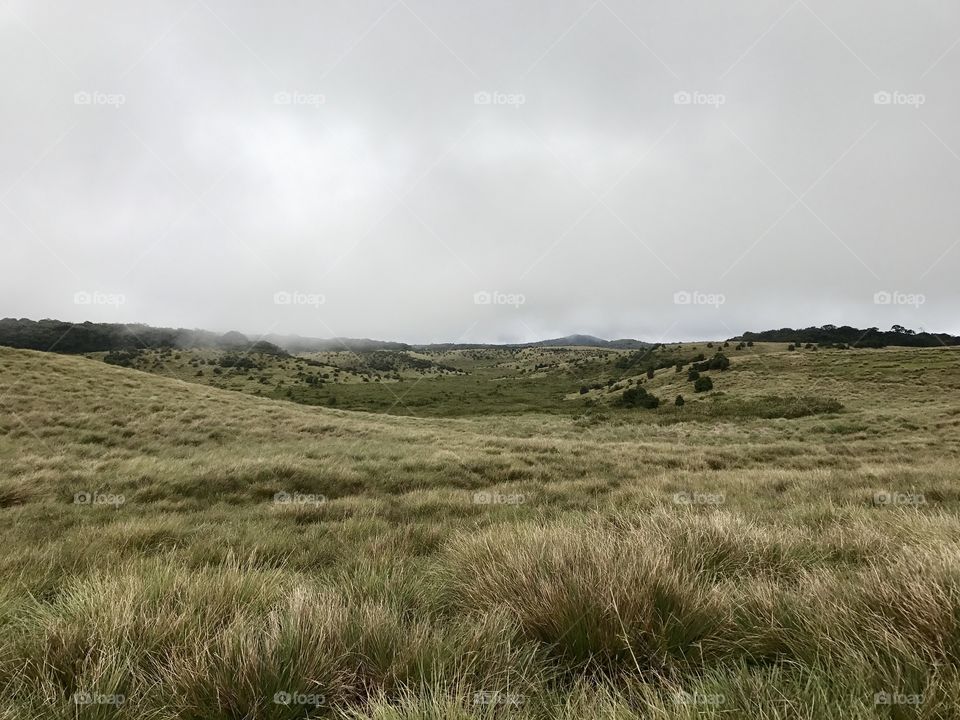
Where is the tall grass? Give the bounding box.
[0,346,959,717]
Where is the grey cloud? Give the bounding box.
[1,0,958,343]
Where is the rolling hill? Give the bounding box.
[1,343,959,717]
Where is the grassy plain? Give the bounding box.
[1,342,959,718]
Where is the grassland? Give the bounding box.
[1,342,959,718]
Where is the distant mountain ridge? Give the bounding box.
[3,318,954,355]
[0,319,656,354]
[521,334,652,349]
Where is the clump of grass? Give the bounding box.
[438,523,730,676]
[0,479,34,508]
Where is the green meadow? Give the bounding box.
[1,342,959,718]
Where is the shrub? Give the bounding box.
[694,376,713,393]
[619,387,660,409]
[787,344,796,351]
[708,353,730,371]
[646,367,655,379]
[579,386,589,395]
[747,341,754,347]
[675,395,685,407]
[687,369,700,381]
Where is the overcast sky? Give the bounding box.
[2,1,958,343]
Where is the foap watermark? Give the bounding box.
[673,290,725,308]
[674,691,725,706]
[74,291,126,307]
[873,491,926,507]
[74,91,125,108]
[73,692,125,706]
[273,491,326,507]
[473,690,524,706]
[273,691,326,707]
[674,90,725,108]
[673,491,725,506]
[474,290,525,308]
[73,491,125,508]
[874,691,922,706]
[273,291,325,308]
[273,90,325,108]
[474,91,525,108]
[873,290,925,308]
[473,491,525,506]
[873,91,925,108]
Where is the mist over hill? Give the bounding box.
[2,318,957,356]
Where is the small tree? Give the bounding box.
[787,344,796,351]
[687,368,700,381]
[675,394,685,407]
[620,387,660,409]
[579,386,589,394]
[694,376,713,393]
[708,353,730,371]
[747,341,754,347]
[646,367,655,379]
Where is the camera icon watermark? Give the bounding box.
[473,290,525,308]
[73,491,125,508]
[673,290,725,308]
[472,491,525,506]
[273,90,325,108]
[873,91,925,108]
[873,290,925,308]
[273,291,325,308]
[672,491,725,506]
[73,291,126,308]
[73,692,125,706]
[674,90,725,108]
[873,491,925,507]
[273,491,326,507]
[273,690,326,707]
[874,691,922,706]
[474,90,526,108]
[74,91,126,108]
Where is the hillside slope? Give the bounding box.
[1,346,959,718]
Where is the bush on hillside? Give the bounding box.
[619,387,660,409]
[694,376,713,393]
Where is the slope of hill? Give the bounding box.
[1,345,959,718]
[521,334,652,348]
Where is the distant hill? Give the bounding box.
[0,318,284,355]
[414,335,652,351]
[262,333,411,353]
[733,325,960,348]
[0,320,654,354]
[522,334,652,349]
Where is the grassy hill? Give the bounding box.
[1,345,959,718]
